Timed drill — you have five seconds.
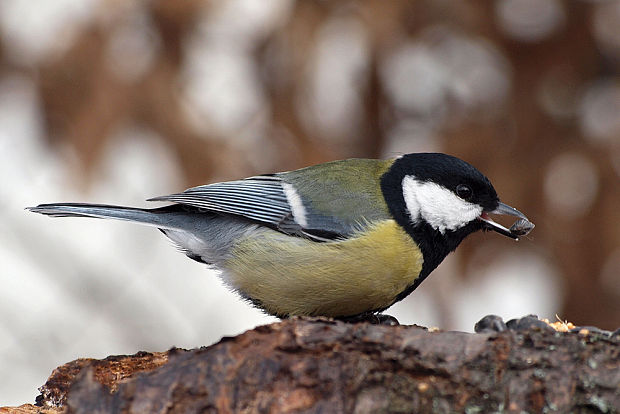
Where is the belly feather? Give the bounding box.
[225,220,424,317]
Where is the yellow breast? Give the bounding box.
[225,220,424,317]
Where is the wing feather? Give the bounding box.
[149,176,301,233]
[149,159,394,241]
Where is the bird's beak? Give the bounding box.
[478,202,532,240]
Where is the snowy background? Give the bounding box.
[1,0,619,406]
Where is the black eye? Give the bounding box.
[456,184,473,200]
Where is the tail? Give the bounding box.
[26,203,180,230]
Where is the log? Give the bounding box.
[2,317,619,413]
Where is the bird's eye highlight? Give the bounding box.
[456,184,473,200]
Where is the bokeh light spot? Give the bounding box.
[496,0,565,42]
[579,79,620,144]
[544,153,599,220]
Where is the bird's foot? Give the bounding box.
[373,314,400,326]
[339,313,400,326]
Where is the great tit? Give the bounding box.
[28,153,533,319]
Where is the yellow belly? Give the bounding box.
[225,220,424,317]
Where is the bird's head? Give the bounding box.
[381,153,531,281]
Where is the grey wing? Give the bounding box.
[149,176,330,241]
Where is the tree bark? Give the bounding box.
[2,318,619,413]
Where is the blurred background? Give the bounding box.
[1,0,619,406]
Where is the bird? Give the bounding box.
[27,153,533,322]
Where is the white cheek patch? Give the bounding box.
[282,182,308,227]
[402,175,483,233]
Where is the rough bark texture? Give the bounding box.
[37,351,172,408]
[3,318,619,413]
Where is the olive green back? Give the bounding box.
[281,158,394,235]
